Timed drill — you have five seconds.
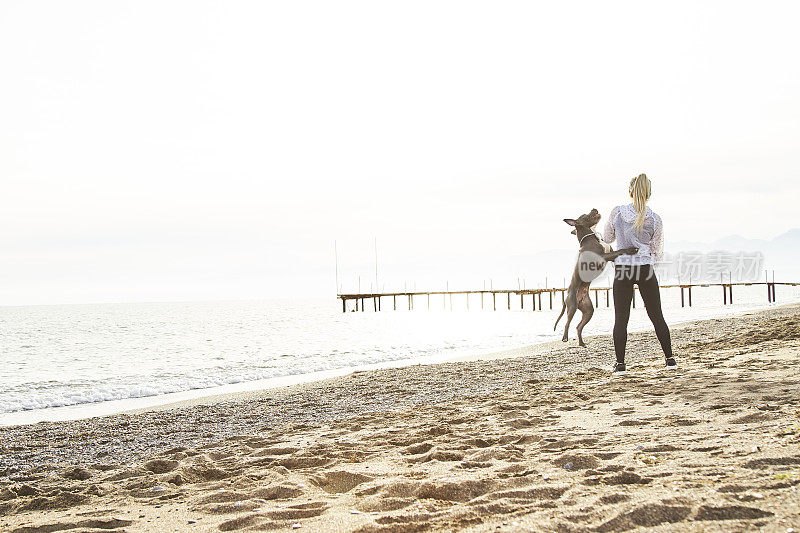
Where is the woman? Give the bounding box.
[603,173,677,374]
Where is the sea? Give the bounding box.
[2,283,798,426]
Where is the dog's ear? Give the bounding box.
[570,229,577,235]
[564,218,577,226]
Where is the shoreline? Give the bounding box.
[126,300,797,416]
[3,300,795,427]
[1,304,799,531]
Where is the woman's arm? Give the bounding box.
[603,206,618,243]
[651,213,664,260]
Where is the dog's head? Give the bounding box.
[564,208,601,235]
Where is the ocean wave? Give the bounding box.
[0,343,470,414]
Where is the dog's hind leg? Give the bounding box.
[575,292,594,347]
[561,298,577,342]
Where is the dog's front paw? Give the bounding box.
[624,247,639,255]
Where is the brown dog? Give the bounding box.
[554,208,638,346]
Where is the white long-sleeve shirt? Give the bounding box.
[603,204,664,265]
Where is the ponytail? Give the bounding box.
[629,173,652,231]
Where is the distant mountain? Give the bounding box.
[772,228,800,246]
[669,229,799,255]
[662,229,799,282]
[670,235,767,252]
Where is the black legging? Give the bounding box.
[613,264,673,364]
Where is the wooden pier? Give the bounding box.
[338,282,798,312]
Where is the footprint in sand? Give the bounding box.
[504,417,539,429]
[250,482,306,500]
[641,444,681,452]
[540,438,600,452]
[694,504,774,521]
[10,518,134,533]
[552,453,600,470]
[456,460,493,470]
[594,452,623,460]
[249,446,300,457]
[355,495,416,513]
[199,500,260,515]
[196,489,250,504]
[142,459,179,474]
[729,412,775,424]
[467,446,523,463]
[405,447,465,464]
[617,419,650,427]
[592,502,691,531]
[400,442,434,455]
[584,471,652,486]
[596,493,630,505]
[265,500,329,520]
[309,470,373,494]
[274,454,333,470]
[2,488,90,514]
[742,455,800,469]
[495,464,537,478]
[665,416,702,427]
[478,484,570,503]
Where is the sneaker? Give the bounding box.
[612,362,627,374]
[665,357,678,369]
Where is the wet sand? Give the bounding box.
[1,304,799,532]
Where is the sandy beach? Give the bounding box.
[1,304,799,532]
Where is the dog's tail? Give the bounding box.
[553,301,566,330]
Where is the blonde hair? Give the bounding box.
[628,173,652,231]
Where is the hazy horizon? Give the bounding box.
[3,1,799,305]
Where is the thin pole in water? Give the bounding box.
[449,282,452,311]
[374,237,379,295]
[722,273,727,305]
[772,270,776,302]
[766,270,770,302]
[729,271,733,304]
[334,240,340,294]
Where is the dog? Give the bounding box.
[553,208,638,347]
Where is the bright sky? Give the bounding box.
[2,1,799,304]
